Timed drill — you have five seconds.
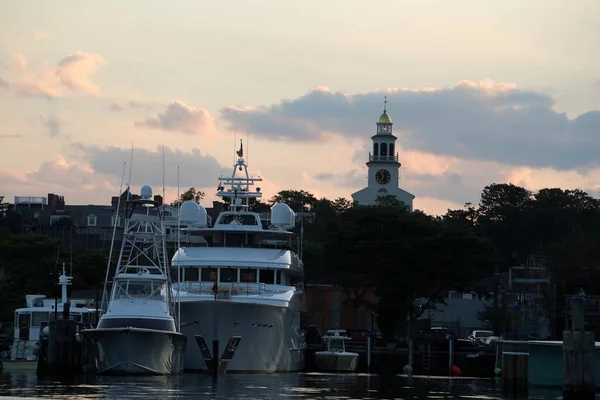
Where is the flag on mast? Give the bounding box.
[236,139,243,158]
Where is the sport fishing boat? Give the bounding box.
[80,185,187,375]
[172,140,306,373]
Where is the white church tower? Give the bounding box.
[351,97,415,211]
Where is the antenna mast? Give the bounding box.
[176,165,181,332]
[100,161,127,315]
[127,142,134,200]
[162,143,166,220]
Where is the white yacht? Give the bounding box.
[80,186,187,375]
[172,143,305,373]
[10,265,96,361]
[314,330,359,372]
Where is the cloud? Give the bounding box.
[0,77,9,90]
[34,31,51,40]
[134,101,214,135]
[109,100,154,112]
[220,81,600,170]
[39,113,61,137]
[73,144,230,189]
[26,155,98,190]
[11,51,106,99]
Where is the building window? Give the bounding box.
[111,215,121,227]
[163,210,171,217]
[389,143,395,157]
[87,214,97,227]
[373,143,379,156]
[381,143,388,156]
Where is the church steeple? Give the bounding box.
[376,96,393,134]
[351,96,415,211]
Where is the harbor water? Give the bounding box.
[0,370,579,399]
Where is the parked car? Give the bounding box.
[468,330,494,344]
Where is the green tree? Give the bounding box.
[324,202,497,341]
[269,190,316,212]
[171,187,205,206]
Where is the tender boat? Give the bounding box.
[172,140,306,373]
[80,185,187,375]
[9,264,96,363]
[314,330,359,372]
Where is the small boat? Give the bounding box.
[9,265,96,362]
[314,330,359,372]
[80,185,187,375]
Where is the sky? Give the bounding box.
[1,0,600,215]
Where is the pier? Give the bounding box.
[305,343,496,376]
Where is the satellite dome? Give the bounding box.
[140,185,152,200]
[271,203,295,229]
[180,200,207,226]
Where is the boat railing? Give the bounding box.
[176,281,284,297]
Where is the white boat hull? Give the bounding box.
[179,301,304,373]
[314,351,359,372]
[81,327,187,375]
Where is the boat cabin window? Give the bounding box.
[16,313,30,329]
[219,214,258,226]
[329,340,344,351]
[240,268,257,283]
[31,311,48,327]
[184,268,199,282]
[111,280,166,301]
[200,268,217,282]
[259,269,275,284]
[276,270,282,285]
[220,268,237,283]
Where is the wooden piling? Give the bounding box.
[563,296,595,400]
[502,306,529,399]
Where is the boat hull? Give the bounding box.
[179,301,304,373]
[81,327,187,375]
[314,351,359,372]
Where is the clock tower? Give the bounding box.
[351,97,415,211]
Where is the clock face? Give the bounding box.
[375,169,391,185]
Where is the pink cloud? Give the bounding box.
[134,101,214,135]
[10,51,106,99]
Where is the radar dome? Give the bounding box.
[180,200,207,226]
[271,203,295,229]
[140,185,152,200]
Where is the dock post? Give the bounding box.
[563,296,595,400]
[366,335,371,373]
[212,340,219,379]
[502,306,529,399]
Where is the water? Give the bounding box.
[0,371,575,399]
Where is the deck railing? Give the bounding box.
[174,281,280,298]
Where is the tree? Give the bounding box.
[171,187,205,206]
[442,202,478,232]
[323,202,497,341]
[269,190,316,212]
[0,196,9,220]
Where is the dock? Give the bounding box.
[305,343,496,377]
